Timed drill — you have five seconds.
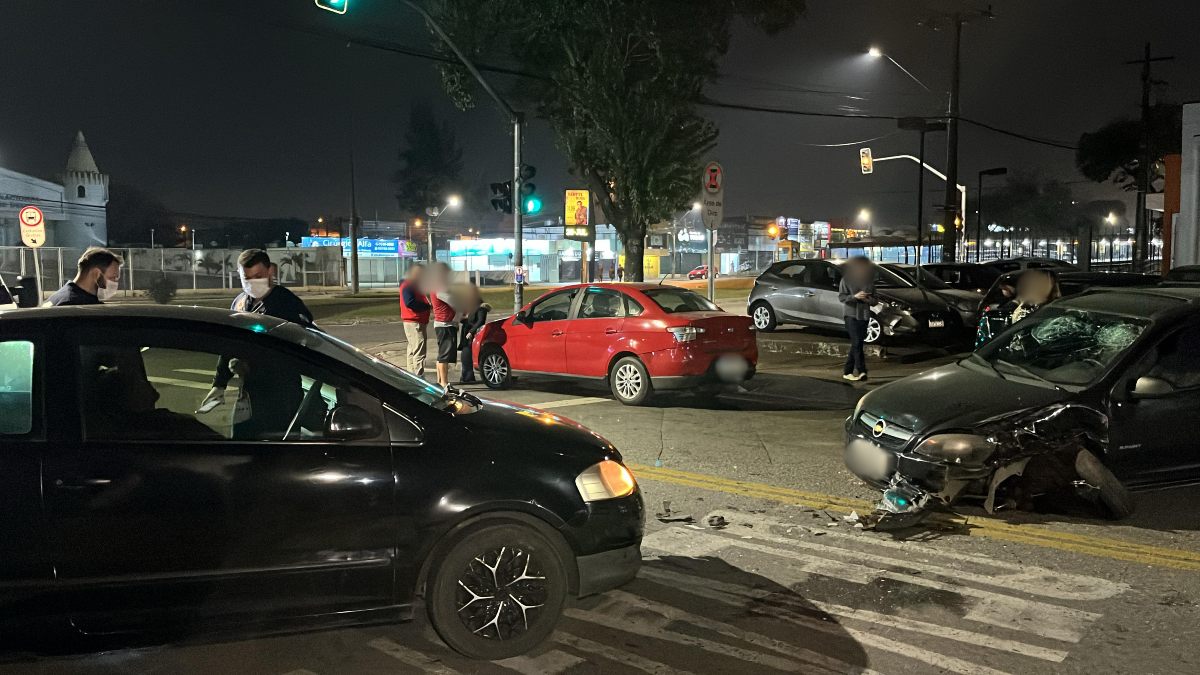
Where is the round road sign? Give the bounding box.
[18,205,46,248]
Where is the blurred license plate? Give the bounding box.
[928,319,945,328]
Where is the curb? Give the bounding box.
[756,336,884,358]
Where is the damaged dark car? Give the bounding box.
[845,287,1200,525]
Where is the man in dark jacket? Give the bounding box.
[198,249,313,439]
[838,257,876,382]
[457,286,490,384]
[45,247,123,306]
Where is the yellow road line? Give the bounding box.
[629,463,1200,572]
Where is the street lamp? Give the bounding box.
[425,196,463,263]
[976,167,1008,262]
[866,46,932,92]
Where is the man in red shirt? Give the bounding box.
[399,264,431,378]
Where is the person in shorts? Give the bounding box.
[429,263,462,388]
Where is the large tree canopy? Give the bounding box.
[1075,103,1182,191]
[392,100,465,218]
[427,0,804,280]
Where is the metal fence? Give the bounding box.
[0,246,344,299]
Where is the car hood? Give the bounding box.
[459,397,622,464]
[876,287,956,311]
[934,288,984,306]
[858,361,1070,433]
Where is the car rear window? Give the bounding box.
[642,288,719,313]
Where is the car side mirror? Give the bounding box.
[514,310,530,325]
[325,404,381,441]
[1131,376,1174,398]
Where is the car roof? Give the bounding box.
[542,282,695,293]
[1061,287,1200,318]
[0,304,290,331]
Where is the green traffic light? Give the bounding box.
[315,0,348,15]
[524,197,543,215]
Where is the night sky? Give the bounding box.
[1,0,1197,233]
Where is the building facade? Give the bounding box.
[1175,102,1200,267]
[0,131,109,248]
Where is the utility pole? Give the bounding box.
[1125,42,1174,271]
[349,144,360,294]
[940,15,963,262]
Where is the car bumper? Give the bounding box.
[879,310,962,343]
[642,344,758,385]
[576,543,642,597]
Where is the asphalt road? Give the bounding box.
[9,325,1200,674]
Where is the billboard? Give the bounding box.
[564,189,592,241]
[300,237,417,258]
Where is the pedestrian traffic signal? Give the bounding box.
[490,182,513,214]
[314,0,349,14]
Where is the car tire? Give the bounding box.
[751,302,777,332]
[426,522,568,660]
[610,356,653,405]
[863,317,882,344]
[1075,449,1133,520]
[480,348,512,390]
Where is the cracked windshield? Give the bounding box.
[1,1,1199,673]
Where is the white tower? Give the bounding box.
[59,131,109,248]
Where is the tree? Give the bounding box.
[427,0,804,281]
[985,171,1079,240]
[1076,103,1182,192]
[392,101,465,218]
[106,183,175,246]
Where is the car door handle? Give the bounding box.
[799,290,814,297]
[604,327,619,334]
[54,477,112,490]
[551,329,564,337]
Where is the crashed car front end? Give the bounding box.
[844,402,1109,527]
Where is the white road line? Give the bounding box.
[367,638,461,674]
[497,650,585,674]
[553,632,696,674]
[710,510,1127,601]
[568,597,886,675]
[642,527,1099,643]
[524,396,611,409]
[280,670,320,675]
[641,566,1069,664]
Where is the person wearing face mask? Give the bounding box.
[198,249,312,433]
[45,247,123,306]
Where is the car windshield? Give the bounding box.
[294,327,449,408]
[887,265,952,290]
[973,306,1149,387]
[869,266,915,289]
[643,288,719,313]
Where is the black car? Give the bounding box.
[845,287,1200,522]
[882,263,984,330]
[975,270,1161,347]
[921,263,1001,294]
[748,259,962,344]
[0,306,643,659]
[981,256,1078,274]
[1163,265,1200,285]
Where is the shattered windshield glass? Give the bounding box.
[974,307,1148,386]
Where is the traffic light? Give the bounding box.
[767,224,780,238]
[314,0,349,14]
[489,182,513,214]
[519,164,540,215]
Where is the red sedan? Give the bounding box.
[473,283,757,405]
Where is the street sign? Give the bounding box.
[564,188,592,241]
[860,147,874,174]
[700,161,724,230]
[18,205,45,248]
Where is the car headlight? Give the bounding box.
[575,460,637,502]
[913,433,996,465]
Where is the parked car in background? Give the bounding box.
[921,262,1001,294]
[1163,265,1200,286]
[882,264,984,331]
[845,286,1200,525]
[748,259,961,344]
[687,265,716,280]
[474,283,756,405]
[982,257,1078,274]
[0,305,644,660]
[974,270,1161,348]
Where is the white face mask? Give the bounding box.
[97,276,119,301]
[240,276,271,299]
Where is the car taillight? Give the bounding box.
[667,326,706,342]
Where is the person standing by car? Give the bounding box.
[1010,269,1059,324]
[400,264,431,378]
[457,285,490,384]
[838,256,876,382]
[45,247,123,306]
[199,249,312,438]
[430,263,463,388]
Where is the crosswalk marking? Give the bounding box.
[497,650,585,674]
[553,632,696,674]
[368,637,461,674]
[642,525,1102,643]
[524,396,611,409]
